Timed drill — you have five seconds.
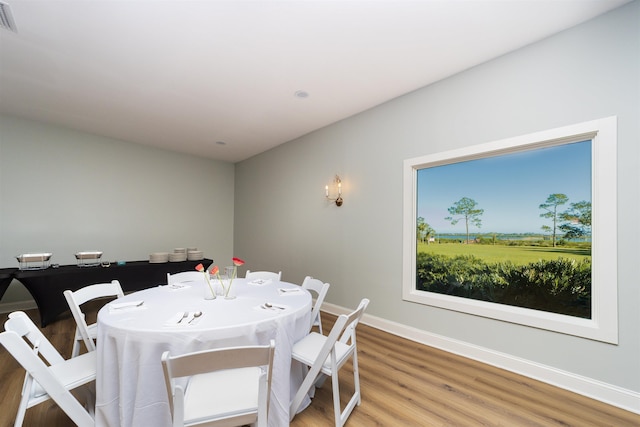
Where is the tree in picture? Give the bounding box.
[417,217,435,244]
[445,197,484,244]
[539,193,568,247]
[559,201,592,241]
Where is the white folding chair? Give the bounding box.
[1,311,96,427]
[161,340,276,427]
[63,279,124,357]
[245,270,282,282]
[302,276,331,334]
[301,276,331,334]
[167,271,205,287]
[289,298,369,427]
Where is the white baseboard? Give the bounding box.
[0,300,38,314]
[322,302,640,415]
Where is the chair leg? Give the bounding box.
[256,373,268,427]
[14,373,32,427]
[290,363,323,421]
[51,394,95,427]
[79,384,96,417]
[14,397,28,427]
[332,368,342,427]
[314,373,327,388]
[353,347,361,406]
[333,350,362,427]
[71,327,82,358]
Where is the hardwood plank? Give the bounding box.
[0,307,638,426]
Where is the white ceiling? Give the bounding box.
[0,0,630,163]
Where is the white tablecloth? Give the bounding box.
[95,278,312,427]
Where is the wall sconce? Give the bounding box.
[325,175,343,207]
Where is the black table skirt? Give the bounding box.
[0,268,18,301]
[13,259,213,327]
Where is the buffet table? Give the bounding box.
[96,277,312,427]
[13,259,212,327]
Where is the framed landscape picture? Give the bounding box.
[402,117,618,343]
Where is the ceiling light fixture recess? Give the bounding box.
[215,141,227,145]
[294,90,309,99]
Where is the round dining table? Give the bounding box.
[95,277,312,427]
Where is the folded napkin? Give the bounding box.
[164,311,203,326]
[109,300,145,313]
[164,311,188,326]
[248,279,272,286]
[278,287,302,296]
[255,303,288,313]
[167,282,191,290]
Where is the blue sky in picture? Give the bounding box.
[417,140,592,235]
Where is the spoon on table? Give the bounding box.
[264,303,284,310]
[177,312,189,324]
[188,311,203,324]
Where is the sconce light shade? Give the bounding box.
[325,175,343,207]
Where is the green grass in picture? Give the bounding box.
[416,241,592,318]
[417,242,590,265]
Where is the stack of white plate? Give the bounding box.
[169,248,187,262]
[149,252,169,263]
[187,249,204,261]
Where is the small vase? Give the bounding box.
[224,266,235,278]
[223,266,237,299]
[203,282,216,300]
[224,280,236,299]
[219,278,236,299]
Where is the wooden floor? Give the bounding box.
[1,306,638,427]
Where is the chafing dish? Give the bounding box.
[16,253,52,270]
[75,251,103,267]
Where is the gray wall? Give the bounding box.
[0,115,235,303]
[235,1,639,393]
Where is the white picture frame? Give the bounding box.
[402,117,618,344]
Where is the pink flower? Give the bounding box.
[219,257,245,298]
[197,263,215,298]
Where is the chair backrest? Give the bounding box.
[2,311,96,427]
[63,280,124,352]
[338,298,369,344]
[161,340,276,427]
[288,298,370,421]
[167,271,205,286]
[301,276,331,333]
[317,298,369,365]
[245,270,282,282]
[4,311,65,366]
